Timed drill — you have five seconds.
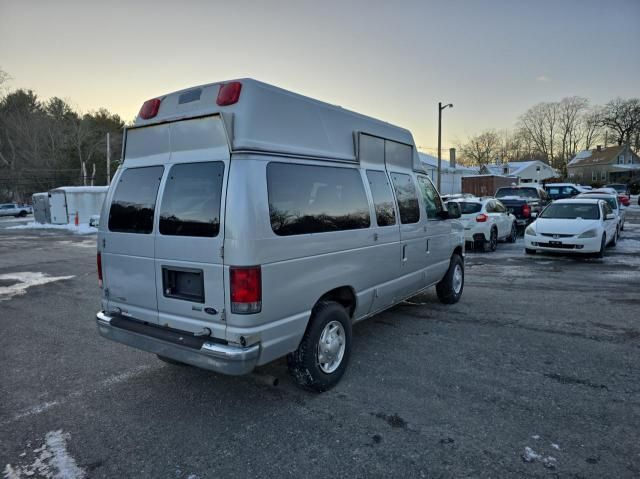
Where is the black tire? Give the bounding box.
[508,222,518,243]
[287,301,352,392]
[525,248,536,255]
[488,227,498,252]
[610,228,618,247]
[596,234,606,258]
[621,222,624,232]
[18,210,27,217]
[157,354,187,366]
[436,254,464,304]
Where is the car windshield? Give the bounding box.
[458,202,482,214]
[579,195,617,210]
[540,203,600,220]
[496,188,537,199]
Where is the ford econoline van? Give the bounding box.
[96,79,465,391]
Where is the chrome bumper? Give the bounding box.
[96,311,260,375]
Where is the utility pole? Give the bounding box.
[437,102,453,191]
[106,132,111,185]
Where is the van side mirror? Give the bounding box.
[445,201,461,219]
[605,213,615,220]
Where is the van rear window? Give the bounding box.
[159,162,224,237]
[267,163,371,236]
[108,166,164,234]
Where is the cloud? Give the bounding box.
[536,75,551,83]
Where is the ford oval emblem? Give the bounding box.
[204,307,218,315]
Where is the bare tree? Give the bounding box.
[558,96,588,175]
[599,98,640,146]
[458,130,502,167]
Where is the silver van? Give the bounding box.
[96,79,465,391]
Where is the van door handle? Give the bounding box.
[402,244,408,262]
[373,232,379,242]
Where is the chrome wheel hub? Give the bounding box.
[453,264,463,294]
[317,320,346,374]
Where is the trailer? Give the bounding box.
[462,174,517,197]
[32,192,51,224]
[49,186,109,224]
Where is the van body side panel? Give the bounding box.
[224,158,404,362]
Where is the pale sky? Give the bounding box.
[1,0,638,155]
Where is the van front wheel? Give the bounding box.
[436,254,464,304]
[287,301,352,392]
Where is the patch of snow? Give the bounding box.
[0,272,75,303]
[55,239,96,249]
[10,401,60,422]
[531,435,540,440]
[7,222,97,235]
[522,446,541,462]
[615,239,640,253]
[551,443,560,450]
[4,430,86,479]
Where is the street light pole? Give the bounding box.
[437,102,453,191]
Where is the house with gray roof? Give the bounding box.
[567,144,640,185]
[479,160,557,184]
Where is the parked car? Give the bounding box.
[576,192,625,231]
[524,199,618,257]
[605,183,631,200]
[0,203,32,217]
[495,186,550,227]
[592,187,630,207]
[454,198,517,251]
[95,79,466,392]
[543,183,587,200]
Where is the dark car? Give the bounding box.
[605,183,630,199]
[495,186,550,227]
[544,183,586,200]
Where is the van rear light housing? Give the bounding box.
[216,82,242,106]
[230,266,261,314]
[97,252,103,288]
[139,98,161,119]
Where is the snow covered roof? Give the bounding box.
[50,186,109,194]
[418,152,479,173]
[482,160,556,178]
[568,145,627,166]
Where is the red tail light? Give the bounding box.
[216,82,242,106]
[522,204,531,218]
[475,213,488,222]
[230,266,261,314]
[139,98,161,119]
[97,252,103,288]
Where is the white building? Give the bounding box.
[480,160,557,184]
[418,153,479,195]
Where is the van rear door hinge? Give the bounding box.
[219,246,224,259]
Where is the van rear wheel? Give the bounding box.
[287,301,352,392]
[436,254,464,304]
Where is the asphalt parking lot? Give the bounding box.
[1,207,639,479]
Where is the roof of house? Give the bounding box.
[418,152,480,173]
[482,160,554,177]
[568,145,626,167]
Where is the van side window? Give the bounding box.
[108,166,164,234]
[267,163,371,235]
[366,170,396,226]
[159,162,224,237]
[416,175,444,219]
[390,173,420,224]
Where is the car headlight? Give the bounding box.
[578,228,598,238]
[525,225,536,236]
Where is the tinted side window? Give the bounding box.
[391,173,420,224]
[416,175,444,219]
[159,162,224,237]
[366,170,396,226]
[108,166,164,234]
[267,163,370,236]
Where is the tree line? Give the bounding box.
[457,96,640,175]
[0,69,124,202]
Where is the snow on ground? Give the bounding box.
[0,272,75,302]
[4,430,86,479]
[7,222,97,235]
[521,446,557,469]
[615,238,640,253]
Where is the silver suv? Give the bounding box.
[96,79,465,391]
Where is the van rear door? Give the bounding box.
[154,117,229,338]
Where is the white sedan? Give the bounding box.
[524,199,618,257]
[455,198,517,251]
[576,192,625,231]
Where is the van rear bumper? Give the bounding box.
[96,311,259,375]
